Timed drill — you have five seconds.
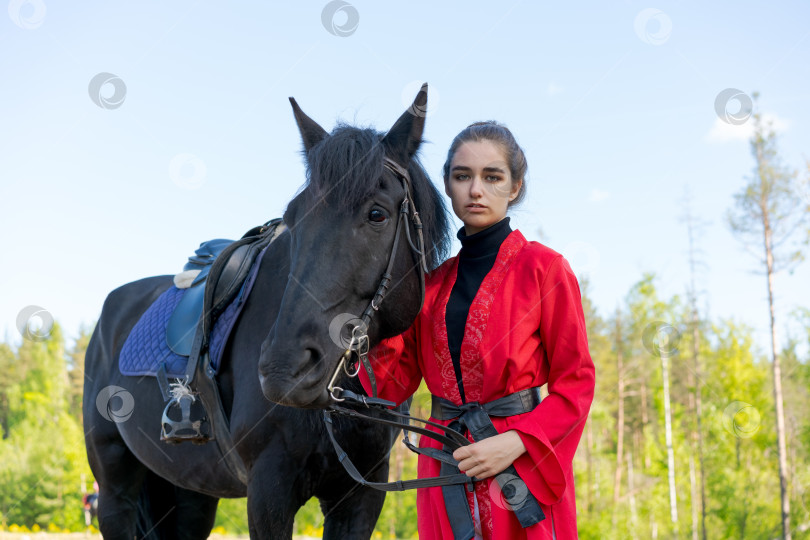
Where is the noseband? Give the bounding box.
[326,156,428,402]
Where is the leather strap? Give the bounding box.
[441,419,476,540]
[184,220,281,383]
[180,219,283,486]
[457,405,546,528]
[194,351,248,485]
[431,387,543,420]
[346,158,427,401]
[323,407,475,491]
[329,399,471,450]
[324,387,546,509]
[431,388,546,531]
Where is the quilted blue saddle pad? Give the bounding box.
[118,250,263,378]
[119,286,188,377]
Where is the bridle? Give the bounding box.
[326,156,428,403]
[323,156,479,494]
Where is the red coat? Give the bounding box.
[360,230,595,540]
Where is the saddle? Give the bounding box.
[166,236,263,357]
[156,218,285,468]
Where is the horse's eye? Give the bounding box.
[368,209,387,223]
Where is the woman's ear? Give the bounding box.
[444,179,451,198]
[509,178,523,201]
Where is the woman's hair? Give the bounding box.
[441,121,528,207]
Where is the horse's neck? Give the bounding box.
[220,232,292,404]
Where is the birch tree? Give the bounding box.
[643,322,680,539]
[680,191,710,540]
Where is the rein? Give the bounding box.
[323,156,479,493]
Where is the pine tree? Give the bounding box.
[726,93,808,540]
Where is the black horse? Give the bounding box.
[83,84,451,539]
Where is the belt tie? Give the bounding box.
[432,387,547,540]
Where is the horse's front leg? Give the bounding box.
[156,478,220,540]
[246,446,312,539]
[318,459,389,540]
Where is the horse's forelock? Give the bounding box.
[303,125,383,209]
[302,124,452,270]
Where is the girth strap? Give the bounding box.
[433,387,546,535]
[180,219,284,486]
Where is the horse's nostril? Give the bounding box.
[290,347,321,380]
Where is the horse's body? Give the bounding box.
[83,85,450,539]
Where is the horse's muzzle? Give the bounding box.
[258,342,332,408]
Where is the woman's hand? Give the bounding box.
[452,430,526,479]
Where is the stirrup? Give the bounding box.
[161,392,212,444]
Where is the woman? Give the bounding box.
[360,121,595,540]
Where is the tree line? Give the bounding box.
[1,96,808,538]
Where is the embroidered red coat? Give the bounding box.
[359,230,595,540]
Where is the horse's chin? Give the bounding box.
[275,389,331,410]
[259,373,332,409]
[298,390,332,409]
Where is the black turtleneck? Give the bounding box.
[445,217,513,403]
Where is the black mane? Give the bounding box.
[299,124,452,269]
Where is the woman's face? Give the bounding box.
[445,140,521,235]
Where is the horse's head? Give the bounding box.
[259,84,450,408]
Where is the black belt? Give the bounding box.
[432,387,546,539]
[431,387,543,420]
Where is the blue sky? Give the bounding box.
[1,1,809,356]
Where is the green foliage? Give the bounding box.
[695,321,776,539]
[0,324,92,530]
[213,497,250,534]
[66,325,92,423]
[1,269,808,538]
[577,273,810,539]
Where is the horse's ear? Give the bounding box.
[289,97,329,153]
[382,82,428,165]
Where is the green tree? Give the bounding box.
[701,319,777,539]
[0,324,91,529]
[576,278,618,538]
[66,326,92,424]
[0,343,20,440]
[779,329,810,536]
[213,497,249,534]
